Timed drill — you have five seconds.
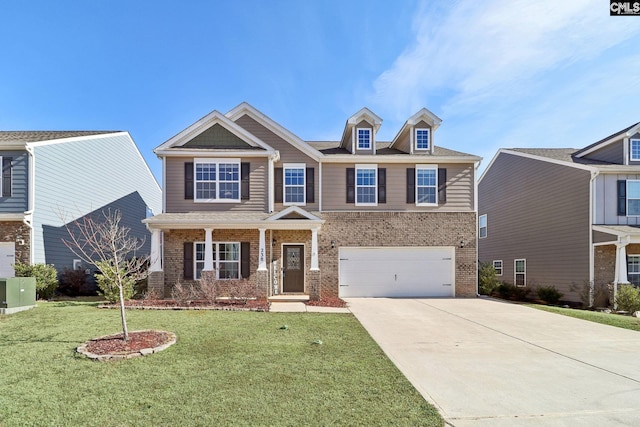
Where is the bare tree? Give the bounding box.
[62,209,148,341]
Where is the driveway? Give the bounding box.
[346,297,640,426]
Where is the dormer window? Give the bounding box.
[631,139,640,161]
[415,129,430,151]
[357,128,371,150]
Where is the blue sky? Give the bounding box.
[2,0,640,183]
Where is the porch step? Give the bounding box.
[269,295,310,302]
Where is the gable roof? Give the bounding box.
[0,131,120,149]
[154,109,276,156]
[390,107,442,149]
[573,122,640,158]
[340,107,383,149]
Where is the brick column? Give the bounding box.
[308,269,321,301]
[255,269,269,299]
[147,271,165,298]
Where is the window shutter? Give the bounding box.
[183,242,194,280]
[241,162,250,200]
[241,242,250,279]
[406,168,415,203]
[184,162,194,200]
[346,168,355,203]
[305,167,315,203]
[438,168,447,204]
[275,168,283,203]
[618,180,627,216]
[378,168,386,204]
[2,157,12,197]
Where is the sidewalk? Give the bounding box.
[269,301,351,313]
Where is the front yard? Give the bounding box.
[0,302,442,426]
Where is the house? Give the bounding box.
[478,122,640,304]
[0,131,162,277]
[144,103,481,300]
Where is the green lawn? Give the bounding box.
[0,302,442,427]
[527,304,640,331]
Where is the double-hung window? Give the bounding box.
[493,260,503,276]
[416,165,437,206]
[283,164,305,205]
[515,259,526,287]
[479,214,487,238]
[631,139,640,161]
[415,128,430,150]
[195,159,240,202]
[357,128,371,150]
[628,255,640,286]
[628,180,640,216]
[194,242,240,280]
[356,165,377,205]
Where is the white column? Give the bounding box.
[258,228,267,271]
[615,241,630,285]
[149,229,162,272]
[203,228,214,271]
[311,228,319,271]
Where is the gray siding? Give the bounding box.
[32,133,162,267]
[594,173,640,225]
[0,151,28,213]
[165,156,268,213]
[321,162,474,211]
[584,140,623,164]
[478,152,591,301]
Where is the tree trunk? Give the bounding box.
[119,284,129,341]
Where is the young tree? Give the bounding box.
[62,209,148,341]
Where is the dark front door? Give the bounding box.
[282,245,304,293]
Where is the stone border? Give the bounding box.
[77,329,177,362]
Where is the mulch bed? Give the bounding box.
[99,299,270,311]
[78,330,177,361]
[305,297,348,308]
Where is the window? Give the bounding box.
[515,259,526,287]
[479,214,487,238]
[628,255,640,286]
[194,159,240,202]
[283,164,305,205]
[415,129,430,150]
[1,156,12,197]
[357,128,371,150]
[632,139,640,161]
[628,180,640,216]
[493,260,503,276]
[356,165,377,205]
[194,242,241,280]
[415,166,437,205]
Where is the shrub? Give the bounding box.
[58,267,91,297]
[13,261,58,299]
[216,279,256,303]
[196,272,218,304]
[478,261,499,295]
[94,260,136,303]
[536,286,563,304]
[171,281,198,305]
[496,282,531,301]
[615,284,640,313]
[570,280,609,308]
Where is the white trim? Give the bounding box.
[266,206,322,222]
[479,214,488,238]
[631,139,640,161]
[414,128,430,151]
[514,258,526,287]
[282,163,306,206]
[356,128,372,150]
[415,164,438,207]
[574,122,640,158]
[194,240,241,280]
[627,253,640,285]
[318,162,323,212]
[355,164,378,206]
[193,158,241,203]
[281,242,306,294]
[493,260,503,276]
[627,180,640,217]
[390,107,442,149]
[319,154,481,164]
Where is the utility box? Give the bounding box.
[0,277,36,314]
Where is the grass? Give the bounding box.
[527,304,640,331]
[0,302,442,427]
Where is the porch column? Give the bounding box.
[149,228,162,272]
[614,239,630,309]
[311,228,319,271]
[258,228,267,271]
[203,228,214,271]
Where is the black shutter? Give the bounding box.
[438,168,447,204]
[184,162,194,200]
[378,168,386,204]
[2,157,12,197]
[183,242,194,280]
[346,168,355,203]
[241,162,250,200]
[241,242,250,279]
[406,168,415,203]
[275,168,283,203]
[618,180,627,216]
[306,167,315,203]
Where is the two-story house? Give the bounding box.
[478,122,640,305]
[0,131,161,277]
[144,103,480,300]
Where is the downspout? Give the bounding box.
[25,144,35,264]
[474,160,480,297]
[588,169,598,307]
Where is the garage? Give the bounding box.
[338,246,455,298]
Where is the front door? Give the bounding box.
[282,245,304,293]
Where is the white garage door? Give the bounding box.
[339,246,455,298]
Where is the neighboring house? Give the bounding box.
[478,122,640,304]
[0,131,161,277]
[144,103,480,300]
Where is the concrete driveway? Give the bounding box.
[346,297,640,427]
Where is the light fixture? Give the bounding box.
[331,240,336,249]
[459,238,465,248]
[272,238,277,247]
